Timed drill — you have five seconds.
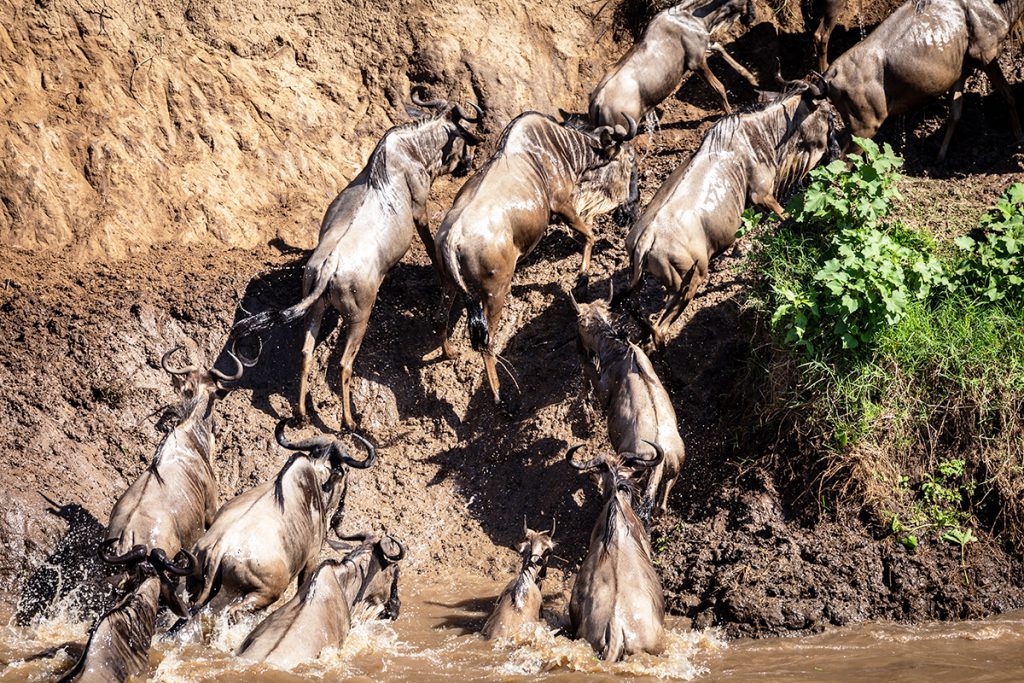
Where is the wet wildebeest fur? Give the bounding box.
[187,420,375,616]
[435,112,639,405]
[236,534,404,669]
[571,296,685,519]
[231,96,483,429]
[618,83,836,346]
[56,574,160,683]
[822,0,1024,160]
[589,0,758,127]
[98,344,254,616]
[566,444,666,661]
[480,522,555,640]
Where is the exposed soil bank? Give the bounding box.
[2,0,1024,641]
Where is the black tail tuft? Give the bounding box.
[466,298,489,352]
[232,305,305,340]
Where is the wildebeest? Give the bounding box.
[481,521,555,640]
[56,574,160,683]
[822,0,1024,160]
[618,83,835,346]
[566,443,666,661]
[187,420,375,616]
[236,534,404,669]
[589,0,758,128]
[98,343,255,615]
[435,112,639,405]
[808,0,848,71]
[231,95,483,429]
[572,296,685,518]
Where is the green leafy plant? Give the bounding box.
[762,137,946,352]
[954,183,1024,304]
[942,527,977,584]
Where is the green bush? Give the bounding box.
[745,139,1024,551]
[759,138,945,352]
[954,184,1024,304]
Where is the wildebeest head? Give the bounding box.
[409,92,485,178]
[517,520,556,580]
[328,533,405,621]
[274,419,376,535]
[573,114,640,226]
[161,339,260,408]
[565,441,664,502]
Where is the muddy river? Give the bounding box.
[2,575,1022,682]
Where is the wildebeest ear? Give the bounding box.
[593,125,615,149]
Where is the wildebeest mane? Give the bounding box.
[366,112,452,191]
[273,452,306,510]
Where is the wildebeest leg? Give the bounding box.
[708,42,758,88]
[654,263,706,346]
[297,299,328,422]
[555,204,596,276]
[414,214,443,278]
[981,60,1024,144]
[339,311,372,430]
[659,470,678,515]
[435,281,461,360]
[938,75,966,162]
[699,59,732,113]
[813,17,838,72]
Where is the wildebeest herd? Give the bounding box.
[30,0,1023,678]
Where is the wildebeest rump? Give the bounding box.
[572,296,685,518]
[435,112,639,405]
[480,521,555,640]
[566,444,666,661]
[187,420,375,616]
[822,0,1024,160]
[589,0,759,128]
[56,575,160,683]
[236,534,404,670]
[231,96,482,429]
[619,83,835,346]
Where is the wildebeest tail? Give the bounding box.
[466,298,489,352]
[231,276,330,340]
[602,621,625,662]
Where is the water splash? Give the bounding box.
[493,622,725,679]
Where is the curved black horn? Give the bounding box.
[149,548,193,576]
[411,90,447,109]
[335,531,373,543]
[623,440,665,469]
[337,431,376,470]
[161,346,199,376]
[548,518,556,539]
[98,539,148,565]
[381,534,406,562]
[454,102,483,124]
[275,419,333,452]
[618,113,638,141]
[565,444,603,471]
[209,341,244,383]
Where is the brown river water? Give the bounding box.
[2,575,1022,682]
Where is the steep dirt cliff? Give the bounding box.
[2,0,1023,639]
[0,0,608,257]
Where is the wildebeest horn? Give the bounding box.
[380,534,406,562]
[454,102,483,123]
[567,288,580,313]
[523,515,529,539]
[548,518,556,539]
[336,431,376,469]
[149,548,193,576]
[275,418,333,452]
[565,444,604,471]
[411,90,447,109]
[622,440,665,469]
[98,539,148,565]
[161,346,199,376]
[618,113,637,141]
[209,341,245,383]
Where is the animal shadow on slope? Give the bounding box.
[14,497,119,626]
